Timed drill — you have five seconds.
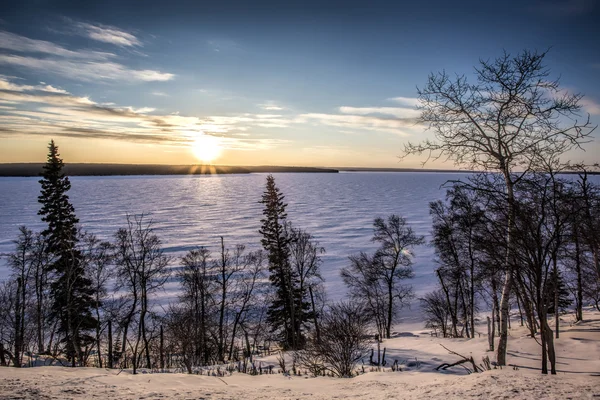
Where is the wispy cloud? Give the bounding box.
[0,30,173,83]
[388,96,420,107]
[339,106,420,119]
[0,31,113,60]
[0,76,287,150]
[581,97,600,115]
[0,76,68,94]
[296,99,421,135]
[151,91,169,97]
[0,54,174,82]
[259,101,285,111]
[73,21,142,47]
[297,113,416,136]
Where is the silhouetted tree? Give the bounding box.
[286,223,325,342]
[7,228,44,366]
[430,185,486,338]
[80,232,113,368]
[420,290,450,337]
[178,247,215,366]
[259,175,308,350]
[113,214,170,373]
[342,215,423,339]
[295,302,372,378]
[38,140,97,366]
[403,50,595,366]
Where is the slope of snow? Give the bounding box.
[1,309,599,399]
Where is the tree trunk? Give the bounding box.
[574,231,583,322]
[160,325,164,370]
[554,257,559,339]
[437,269,458,337]
[108,320,113,369]
[387,281,393,339]
[540,305,548,374]
[35,268,45,354]
[14,277,23,368]
[141,291,151,369]
[95,305,102,368]
[487,315,494,351]
[470,262,475,339]
[309,286,321,343]
[0,343,7,366]
[544,318,557,375]
[497,176,516,366]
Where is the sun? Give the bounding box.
[191,134,222,163]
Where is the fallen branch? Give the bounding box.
[436,344,481,374]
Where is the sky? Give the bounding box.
[0,0,599,168]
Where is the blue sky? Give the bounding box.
[0,0,598,167]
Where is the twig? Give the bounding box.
[216,377,228,386]
[437,344,481,373]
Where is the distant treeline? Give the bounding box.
[0,163,339,177]
[337,167,474,173]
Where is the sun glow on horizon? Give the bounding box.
[191,134,223,163]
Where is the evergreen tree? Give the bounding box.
[544,269,573,315]
[38,140,97,366]
[259,175,309,350]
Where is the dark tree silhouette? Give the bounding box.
[295,302,372,378]
[343,215,423,339]
[259,175,308,350]
[113,214,170,374]
[403,50,595,366]
[38,140,97,366]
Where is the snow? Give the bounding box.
[2,309,599,399]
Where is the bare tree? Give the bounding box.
[80,232,113,368]
[178,247,215,366]
[226,249,265,360]
[342,252,388,339]
[214,238,257,363]
[343,215,423,339]
[286,223,325,341]
[163,303,198,373]
[7,227,37,367]
[510,174,567,374]
[113,214,170,374]
[296,302,372,378]
[420,290,450,337]
[403,49,595,365]
[0,281,17,366]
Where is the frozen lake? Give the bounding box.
[0,172,467,316]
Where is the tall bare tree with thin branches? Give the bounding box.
[402,49,595,365]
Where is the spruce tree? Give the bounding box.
[545,269,573,314]
[259,175,308,350]
[38,140,97,366]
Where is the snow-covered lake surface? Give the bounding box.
[0,171,473,314]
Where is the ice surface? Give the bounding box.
[3,172,593,318]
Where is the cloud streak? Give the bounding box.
[581,97,600,115]
[298,99,422,135]
[298,113,417,136]
[339,106,420,119]
[74,22,142,47]
[388,96,420,107]
[0,76,288,150]
[0,31,113,60]
[0,30,173,83]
